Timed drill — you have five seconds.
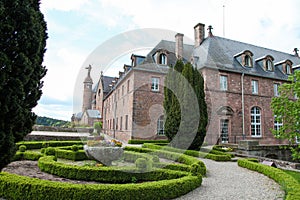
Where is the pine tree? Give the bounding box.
[0,0,47,171]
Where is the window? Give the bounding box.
[98,89,101,96]
[251,107,261,137]
[125,115,128,130]
[244,55,252,67]
[251,80,258,94]
[120,116,122,130]
[266,59,273,71]
[151,77,159,91]
[127,80,130,93]
[116,118,118,130]
[158,53,167,65]
[220,75,228,91]
[157,115,165,135]
[286,64,292,74]
[274,83,280,96]
[274,115,283,132]
[122,85,124,96]
[220,119,229,143]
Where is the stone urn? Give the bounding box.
[84,145,124,166]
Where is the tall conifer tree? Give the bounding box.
[0,0,47,171]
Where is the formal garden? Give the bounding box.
[0,137,299,200]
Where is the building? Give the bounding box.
[75,22,300,145]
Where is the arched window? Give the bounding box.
[286,64,292,74]
[266,59,273,71]
[244,55,252,67]
[159,53,167,65]
[157,115,165,135]
[251,107,261,137]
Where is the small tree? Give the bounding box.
[0,0,47,171]
[271,70,300,160]
[94,121,103,134]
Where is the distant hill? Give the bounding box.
[36,116,70,127]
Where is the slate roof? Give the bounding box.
[102,76,114,93]
[86,109,101,119]
[193,36,300,80]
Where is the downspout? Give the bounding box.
[241,72,245,140]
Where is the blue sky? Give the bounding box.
[34,0,300,121]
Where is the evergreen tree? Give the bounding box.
[0,0,47,171]
[164,60,184,142]
[163,60,207,150]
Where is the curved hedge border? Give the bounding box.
[125,146,206,176]
[128,140,168,144]
[238,159,300,200]
[0,171,202,200]
[38,156,193,183]
[13,151,43,161]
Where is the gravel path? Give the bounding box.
[175,158,285,200]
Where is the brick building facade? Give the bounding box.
[75,22,300,145]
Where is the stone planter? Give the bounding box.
[84,145,124,166]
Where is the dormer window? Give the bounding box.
[274,59,293,75]
[234,50,253,67]
[266,59,273,71]
[159,53,167,65]
[245,55,252,67]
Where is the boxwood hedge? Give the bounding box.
[38,156,193,183]
[0,171,202,200]
[238,159,300,200]
[16,141,84,150]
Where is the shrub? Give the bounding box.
[238,159,300,200]
[18,145,27,152]
[55,149,87,161]
[71,145,79,152]
[128,140,169,144]
[16,141,84,150]
[152,155,160,163]
[13,151,43,161]
[0,171,202,200]
[135,158,152,172]
[44,147,56,156]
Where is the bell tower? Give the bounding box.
[82,65,93,112]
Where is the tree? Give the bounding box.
[163,60,207,150]
[0,0,47,171]
[271,70,300,160]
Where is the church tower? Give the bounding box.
[82,65,93,112]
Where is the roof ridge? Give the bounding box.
[212,36,295,57]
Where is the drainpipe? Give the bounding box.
[241,72,245,140]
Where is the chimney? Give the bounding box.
[194,23,205,47]
[175,33,184,59]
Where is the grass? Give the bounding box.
[283,169,300,183]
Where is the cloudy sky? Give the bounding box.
[34,0,300,121]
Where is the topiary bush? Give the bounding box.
[18,145,27,152]
[71,145,79,152]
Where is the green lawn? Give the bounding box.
[283,169,300,183]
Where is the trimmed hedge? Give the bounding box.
[16,141,84,150]
[13,151,43,161]
[142,143,232,162]
[128,140,169,144]
[238,159,300,200]
[38,156,192,183]
[55,149,87,161]
[0,171,202,200]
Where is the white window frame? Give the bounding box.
[159,53,167,65]
[220,75,228,91]
[251,80,258,94]
[251,107,261,137]
[274,83,280,97]
[157,115,165,135]
[151,77,159,92]
[266,59,273,71]
[274,115,283,132]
